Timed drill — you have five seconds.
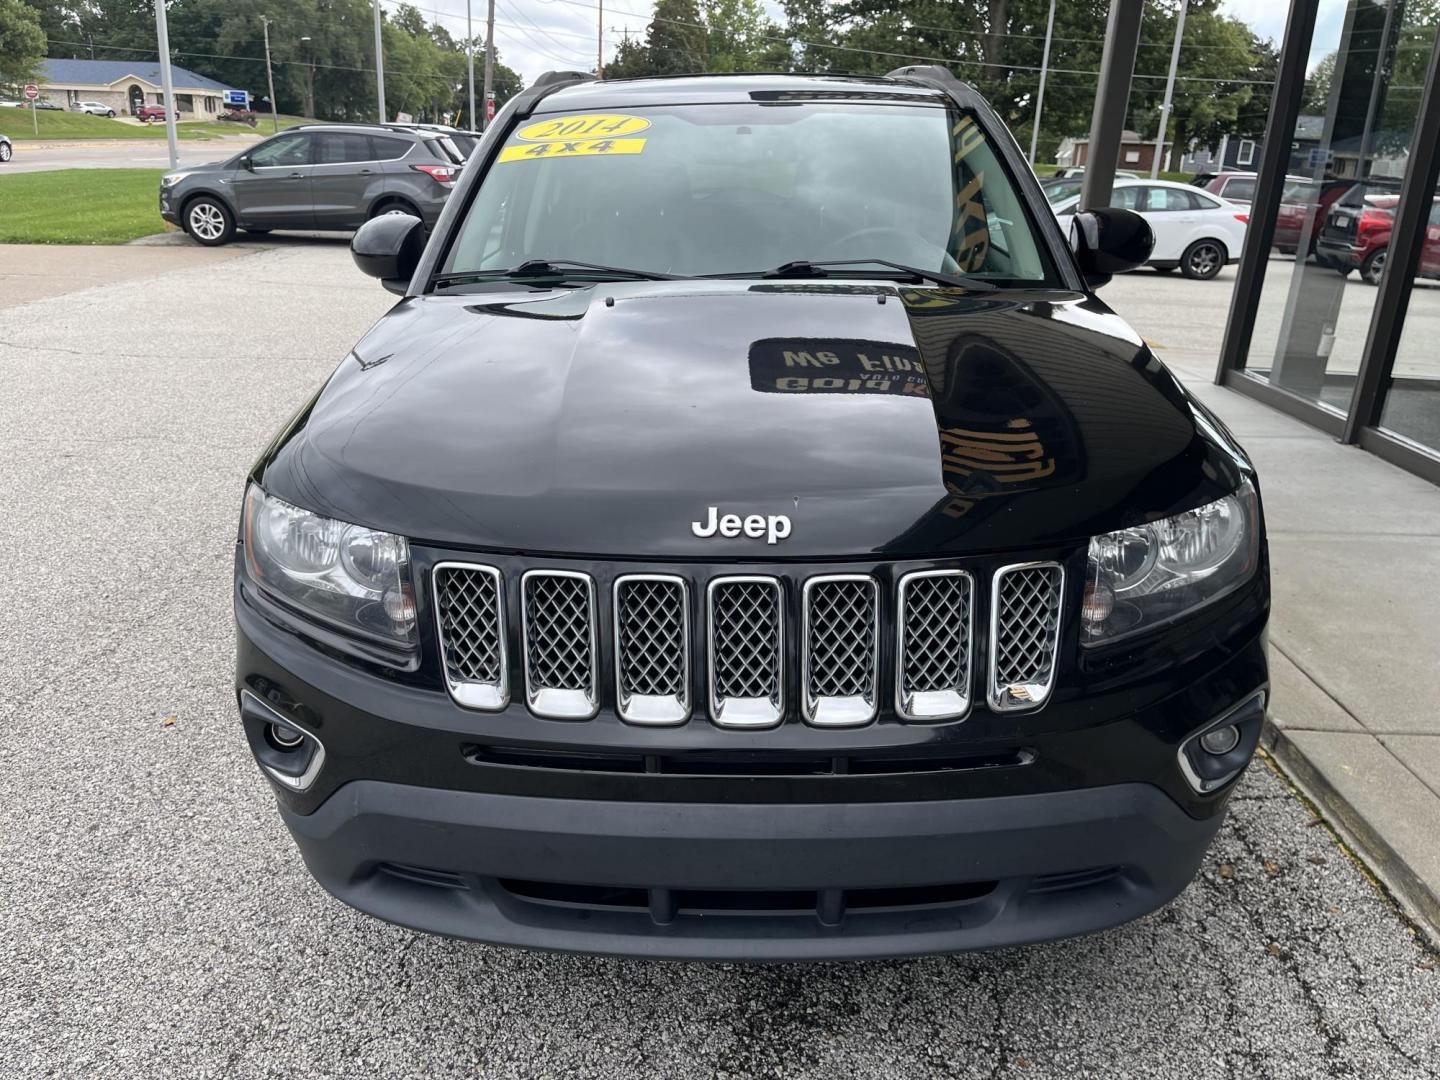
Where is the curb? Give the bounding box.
[1263,717,1440,945]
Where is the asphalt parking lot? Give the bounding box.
[2,242,1437,1078]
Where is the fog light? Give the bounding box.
[267,721,305,750]
[1199,724,1241,756]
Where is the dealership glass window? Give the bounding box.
[1377,198,1440,453]
[1236,0,1438,419]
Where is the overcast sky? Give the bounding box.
[404,0,1326,87]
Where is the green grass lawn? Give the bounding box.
[0,109,310,141]
[0,168,166,244]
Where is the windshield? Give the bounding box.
[440,100,1057,284]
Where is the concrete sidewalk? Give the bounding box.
[1133,303,1440,937]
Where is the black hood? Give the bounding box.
[255,280,1250,559]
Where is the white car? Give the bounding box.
[1051,178,1249,279]
[72,100,117,117]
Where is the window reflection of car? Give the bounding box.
[1315,187,1440,286]
[1272,177,1360,257]
[1051,178,1248,279]
[1190,171,1305,207]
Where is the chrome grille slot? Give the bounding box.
[802,575,878,727]
[522,570,599,719]
[433,563,507,710]
[896,570,973,721]
[707,577,784,728]
[614,575,690,725]
[989,562,1064,713]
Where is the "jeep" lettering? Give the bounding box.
[691,506,792,545]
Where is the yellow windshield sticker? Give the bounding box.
[516,113,651,142]
[498,137,646,163]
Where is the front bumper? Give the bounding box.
[283,779,1224,961]
[236,550,1268,958]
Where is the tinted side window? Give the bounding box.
[1110,186,1141,210]
[250,134,311,167]
[1190,190,1223,210]
[429,136,466,164]
[315,132,373,164]
[370,135,412,160]
[1223,177,1256,202]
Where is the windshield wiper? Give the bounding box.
[433,259,681,289]
[753,259,998,290]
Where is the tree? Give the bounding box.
[778,0,1272,165]
[703,0,790,72]
[643,0,708,75]
[0,0,45,88]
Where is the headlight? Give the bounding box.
[1081,480,1259,646]
[242,484,417,647]
[160,173,188,188]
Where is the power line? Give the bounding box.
[539,0,1279,86]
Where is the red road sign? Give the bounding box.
[486,96,495,121]
[23,84,39,101]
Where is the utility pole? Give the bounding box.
[373,0,386,123]
[482,0,495,129]
[597,0,603,77]
[261,17,279,134]
[467,0,477,129]
[1028,0,1056,165]
[153,0,179,170]
[1152,0,1188,178]
[299,35,316,120]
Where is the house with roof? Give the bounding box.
[39,58,243,119]
[1055,129,1171,173]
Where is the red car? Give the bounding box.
[1315,191,1440,285]
[1272,178,1357,256]
[135,103,171,122]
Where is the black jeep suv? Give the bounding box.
[234,69,1269,961]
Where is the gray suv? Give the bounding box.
[159,124,464,246]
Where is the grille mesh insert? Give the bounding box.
[899,572,971,702]
[805,579,877,702]
[435,565,503,689]
[524,573,595,692]
[710,580,782,702]
[991,564,1062,709]
[616,577,687,699]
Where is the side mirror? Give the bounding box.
[1070,207,1154,289]
[351,213,426,295]
[238,154,253,171]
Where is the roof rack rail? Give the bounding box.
[508,70,595,119]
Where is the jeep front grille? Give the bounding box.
[988,562,1064,713]
[522,570,599,719]
[707,577,784,729]
[614,574,690,725]
[433,562,507,710]
[896,570,973,720]
[433,559,1065,724]
[802,575,879,727]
